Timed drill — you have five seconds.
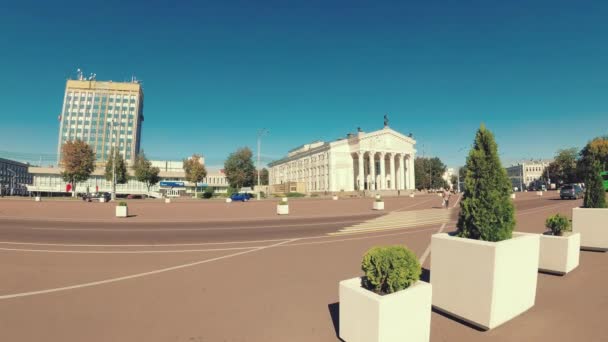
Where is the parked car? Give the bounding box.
[560,184,583,200]
[230,193,251,202]
[126,194,143,199]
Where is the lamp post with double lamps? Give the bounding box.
[107,121,119,201]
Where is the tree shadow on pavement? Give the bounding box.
[328,303,345,342]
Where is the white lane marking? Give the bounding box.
[22,217,376,232]
[0,246,256,254]
[419,223,447,265]
[0,239,297,300]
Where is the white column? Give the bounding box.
[368,151,376,190]
[389,153,397,190]
[408,155,415,190]
[379,152,386,190]
[399,154,405,190]
[316,166,320,192]
[357,152,364,191]
[403,155,408,190]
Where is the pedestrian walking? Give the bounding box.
[442,188,452,209]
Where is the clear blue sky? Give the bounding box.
[1,0,607,169]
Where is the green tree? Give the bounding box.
[132,151,160,197]
[578,136,608,180]
[456,125,515,242]
[183,154,207,198]
[259,168,269,186]
[60,140,96,197]
[414,157,448,190]
[105,148,128,185]
[546,148,580,186]
[583,160,607,208]
[224,147,256,189]
[450,175,458,190]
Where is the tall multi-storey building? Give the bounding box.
[57,73,144,166]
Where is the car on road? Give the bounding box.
[560,184,583,200]
[230,193,252,202]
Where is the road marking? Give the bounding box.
[419,223,447,265]
[0,239,296,300]
[452,193,462,208]
[0,246,257,254]
[391,197,436,212]
[22,217,378,232]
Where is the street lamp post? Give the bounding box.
[257,128,269,200]
[107,121,118,201]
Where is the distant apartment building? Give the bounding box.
[505,160,552,190]
[0,158,32,196]
[57,72,144,166]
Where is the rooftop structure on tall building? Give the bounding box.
[57,70,144,166]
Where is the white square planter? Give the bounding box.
[225,198,232,203]
[165,198,171,204]
[373,201,384,210]
[572,208,608,251]
[332,195,339,201]
[35,196,41,202]
[115,206,128,218]
[277,204,289,215]
[536,191,543,196]
[510,194,516,199]
[339,277,432,342]
[99,197,105,203]
[409,193,415,198]
[539,232,580,275]
[431,232,540,330]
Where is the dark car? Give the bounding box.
[230,193,251,202]
[560,184,583,200]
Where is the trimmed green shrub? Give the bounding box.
[117,201,128,207]
[545,214,571,236]
[361,246,421,295]
[456,125,515,242]
[278,201,288,206]
[286,192,306,198]
[583,161,607,208]
[375,198,383,202]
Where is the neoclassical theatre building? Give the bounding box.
[268,126,416,193]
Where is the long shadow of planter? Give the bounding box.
[327,302,345,342]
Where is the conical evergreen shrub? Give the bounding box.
[456,125,515,242]
[583,160,607,208]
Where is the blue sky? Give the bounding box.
[1,0,607,169]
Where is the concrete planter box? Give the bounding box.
[510,194,516,199]
[332,195,339,200]
[115,206,128,218]
[539,232,580,275]
[34,196,41,202]
[409,193,415,198]
[572,208,608,251]
[165,198,171,204]
[99,197,105,203]
[339,277,432,342]
[536,191,543,196]
[431,232,540,330]
[373,201,384,210]
[277,204,289,215]
[225,198,232,203]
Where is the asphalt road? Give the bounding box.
[0,192,606,342]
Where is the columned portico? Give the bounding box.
[269,126,416,193]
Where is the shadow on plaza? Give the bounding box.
[328,302,345,341]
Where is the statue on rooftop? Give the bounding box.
[384,114,389,127]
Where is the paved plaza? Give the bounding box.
[0,193,606,341]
